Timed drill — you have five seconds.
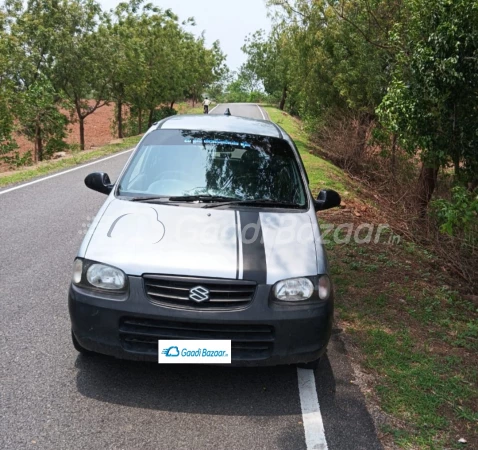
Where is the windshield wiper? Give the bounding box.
[203,199,304,209]
[128,196,171,203]
[169,195,238,203]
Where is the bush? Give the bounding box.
[151,106,177,122]
[2,151,33,169]
[432,186,478,238]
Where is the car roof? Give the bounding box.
[157,114,284,139]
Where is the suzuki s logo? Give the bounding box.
[189,286,210,303]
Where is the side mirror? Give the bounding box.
[315,189,341,211]
[85,172,114,195]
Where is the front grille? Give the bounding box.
[143,275,257,310]
[119,317,274,361]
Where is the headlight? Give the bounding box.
[86,264,126,290]
[318,275,332,300]
[72,258,127,292]
[273,277,314,301]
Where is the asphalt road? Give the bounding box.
[0,103,382,450]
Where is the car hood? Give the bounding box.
[82,199,324,284]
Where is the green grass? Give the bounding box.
[266,106,478,449]
[175,102,204,115]
[359,328,477,448]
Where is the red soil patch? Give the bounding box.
[2,101,118,172]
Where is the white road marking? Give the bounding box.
[209,104,219,114]
[297,368,328,450]
[256,104,266,120]
[0,149,134,196]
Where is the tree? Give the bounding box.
[2,0,70,161]
[107,3,226,131]
[378,0,478,212]
[51,0,112,150]
[0,0,229,158]
[185,37,227,107]
[242,28,292,110]
[17,76,68,162]
[0,9,18,159]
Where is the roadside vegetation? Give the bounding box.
[0,102,202,188]
[266,106,478,449]
[0,136,141,188]
[0,0,226,167]
[244,0,478,287]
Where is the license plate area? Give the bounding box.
[158,340,231,364]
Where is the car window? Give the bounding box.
[127,146,149,184]
[118,130,307,206]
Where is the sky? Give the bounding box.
[100,0,272,71]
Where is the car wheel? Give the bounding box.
[297,357,321,371]
[71,330,95,356]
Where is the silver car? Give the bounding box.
[69,114,341,368]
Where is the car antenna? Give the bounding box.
[224,108,231,116]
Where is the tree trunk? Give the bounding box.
[453,156,460,177]
[417,164,439,217]
[170,101,175,109]
[148,109,154,128]
[117,98,123,139]
[279,86,287,111]
[79,116,85,151]
[138,109,142,135]
[353,113,374,161]
[34,123,43,162]
[74,98,86,151]
[390,133,397,179]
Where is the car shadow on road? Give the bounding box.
[74,354,314,449]
[74,353,334,417]
[74,335,381,449]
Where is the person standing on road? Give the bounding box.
[203,97,211,114]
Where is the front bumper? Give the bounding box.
[69,276,333,366]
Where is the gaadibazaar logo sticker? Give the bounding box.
[158,340,232,364]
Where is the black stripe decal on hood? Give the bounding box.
[235,211,240,279]
[239,211,267,284]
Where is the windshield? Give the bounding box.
[117,130,307,207]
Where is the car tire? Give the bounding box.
[72,330,95,356]
[297,357,321,371]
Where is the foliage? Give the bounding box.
[221,68,269,103]
[261,0,396,116]
[247,0,478,214]
[0,91,17,159]
[432,186,478,253]
[242,28,293,109]
[151,106,177,122]
[17,76,69,160]
[0,10,18,158]
[3,0,75,160]
[377,0,478,184]
[0,0,227,160]
[2,151,33,169]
